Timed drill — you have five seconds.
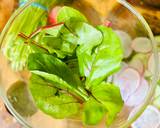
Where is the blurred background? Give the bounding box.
[0,0,159,128]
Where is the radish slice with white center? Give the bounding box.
[129,58,144,74]
[125,78,149,106]
[48,7,61,25]
[115,30,132,58]
[114,68,141,102]
[113,62,128,78]
[131,37,152,53]
[148,52,160,75]
[129,105,160,128]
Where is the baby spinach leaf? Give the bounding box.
[29,74,57,100]
[82,97,106,125]
[38,24,78,58]
[85,26,123,89]
[44,24,64,37]
[57,6,87,23]
[67,22,102,76]
[92,82,124,126]
[28,53,88,101]
[29,74,80,119]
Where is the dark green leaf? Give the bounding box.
[39,24,78,58]
[85,26,123,89]
[28,53,89,101]
[57,6,87,23]
[29,74,80,119]
[82,98,106,125]
[92,82,124,125]
[7,81,37,117]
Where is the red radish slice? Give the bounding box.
[114,68,141,102]
[48,7,61,25]
[148,52,160,75]
[129,105,160,128]
[125,78,149,106]
[131,37,152,53]
[132,53,150,70]
[115,30,132,58]
[104,20,112,27]
[113,62,128,78]
[113,62,128,83]
[129,58,144,74]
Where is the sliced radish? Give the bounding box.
[48,7,61,25]
[129,58,144,74]
[125,78,149,106]
[148,52,160,75]
[115,30,132,58]
[113,62,128,83]
[132,53,150,70]
[104,20,112,27]
[129,105,160,128]
[131,37,152,53]
[114,68,141,102]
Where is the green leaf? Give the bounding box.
[39,24,78,58]
[92,82,124,126]
[29,74,80,119]
[28,53,88,101]
[29,74,57,99]
[57,6,87,23]
[7,81,37,117]
[67,22,102,76]
[85,25,123,89]
[82,98,106,125]
[44,24,64,37]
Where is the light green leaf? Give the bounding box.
[67,22,102,76]
[57,6,87,23]
[92,82,124,125]
[82,98,106,125]
[29,74,80,119]
[86,25,123,89]
[39,24,78,58]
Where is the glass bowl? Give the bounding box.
[0,0,159,128]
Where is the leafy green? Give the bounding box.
[82,98,106,125]
[57,6,87,23]
[4,4,124,126]
[29,74,80,118]
[28,53,88,101]
[35,24,78,58]
[85,26,123,89]
[66,22,103,77]
[7,81,37,117]
[92,82,124,125]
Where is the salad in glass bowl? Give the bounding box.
[0,0,159,128]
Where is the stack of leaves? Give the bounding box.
[6,6,124,126]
